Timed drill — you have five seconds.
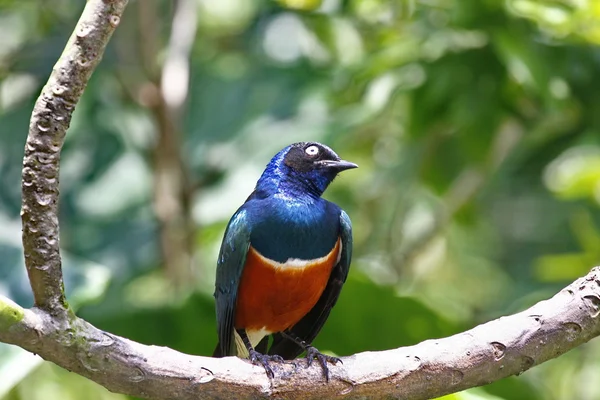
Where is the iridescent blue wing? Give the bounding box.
[269,209,353,358]
[213,208,251,357]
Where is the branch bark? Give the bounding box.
[1,268,599,399]
[20,0,129,313]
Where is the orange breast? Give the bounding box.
[235,238,341,333]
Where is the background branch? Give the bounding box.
[0,268,599,399]
[20,0,129,313]
[134,0,198,287]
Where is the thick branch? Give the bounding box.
[20,0,129,312]
[1,268,599,399]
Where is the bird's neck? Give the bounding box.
[255,166,329,200]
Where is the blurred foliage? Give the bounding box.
[1,0,599,399]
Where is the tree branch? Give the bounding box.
[1,268,600,399]
[134,0,198,286]
[20,0,129,313]
[151,0,198,286]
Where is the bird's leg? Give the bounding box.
[280,331,341,381]
[236,329,283,379]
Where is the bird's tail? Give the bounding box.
[212,336,270,358]
[212,342,225,357]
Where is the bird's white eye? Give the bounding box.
[305,145,319,157]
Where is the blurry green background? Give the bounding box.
[1,0,600,399]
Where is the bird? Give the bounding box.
[213,141,357,381]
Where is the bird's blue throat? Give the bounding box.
[244,196,340,263]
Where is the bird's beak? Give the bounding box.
[317,159,359,171]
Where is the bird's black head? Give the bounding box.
[283,142,357,174]
[257,142,358,198]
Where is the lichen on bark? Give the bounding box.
[0,297,25,330]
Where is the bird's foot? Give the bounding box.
[249,349,284,379]
[304,346,342,382]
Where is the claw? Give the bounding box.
[305,346,341,382]
[248,349,284,379]
[271,354,285,363]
